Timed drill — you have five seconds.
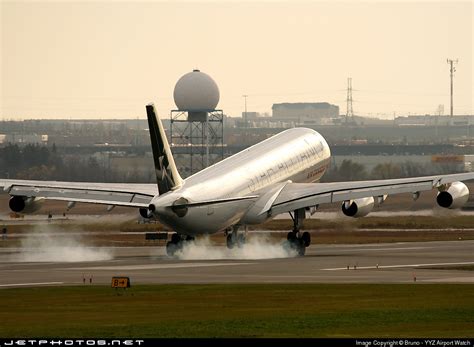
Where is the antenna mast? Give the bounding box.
[345,77,354,124]
[447,59,458,118]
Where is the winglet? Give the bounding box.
[146,103,183,194]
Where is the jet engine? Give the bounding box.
[9,196,43,213]
[139,207,153,219]
[436,181,470,209]
[342,197,374,217]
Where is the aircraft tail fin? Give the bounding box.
[146,103,183,194]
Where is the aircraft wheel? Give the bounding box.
[286,237,305,256]
[226,234,235,249]
[166,241,178,256]
[171,233,181,244]
[287,231,297,241]
[297,241,306,256]
[302,232,311,247]
[237,233,246,248]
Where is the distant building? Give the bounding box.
[241,111,260,120]
[2,133,48,145]
[394,115,474,127]
[272,102,340,124]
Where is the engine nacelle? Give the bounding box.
[139,207,153,219]
[342,197,374,218]
[436,181,470,209]
[9,196,44,214]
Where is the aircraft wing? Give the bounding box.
[0,179,157,208]
[269,172,474,216]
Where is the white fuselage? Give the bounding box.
[150,128,331,235]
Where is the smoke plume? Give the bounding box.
[12,226,113,262]
[174,235,298,260]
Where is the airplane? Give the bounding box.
[1,103,473,256]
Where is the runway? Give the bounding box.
[0,240,473,287]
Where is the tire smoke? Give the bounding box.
[173,235,298,260]
[11,226,113,262]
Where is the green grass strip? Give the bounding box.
[1,284,473,338]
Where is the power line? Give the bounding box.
[345,77,354,124]
[242,94,248,127]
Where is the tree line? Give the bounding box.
[0,143,146,183]
[321,159,463,182]
[0,143,464,183]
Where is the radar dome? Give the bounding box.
[173,70,220,111]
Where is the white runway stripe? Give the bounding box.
[0,282,64,288]
[321,261,474,271]
[327,246,431,252]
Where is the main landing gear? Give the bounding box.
[286,208,311,256]
[166,233,194,257]
[225,225,246,249]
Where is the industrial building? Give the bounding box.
[394,115,474,127]
[272,102,340,124]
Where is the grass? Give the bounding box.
[0,284,473,338]
[3,215,474,233]
[257,215,474,231]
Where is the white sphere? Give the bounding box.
[173,70,220,111]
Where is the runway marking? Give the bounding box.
[422,277,474,283]
[0,282,64,288]
[321,261,474,271]
[324,246,431,252]
[69,262,251,271]
[322,240,474,248]
[0,262,57,267]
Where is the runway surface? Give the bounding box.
[0,240,473,287]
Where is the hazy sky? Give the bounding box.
[1,1,473,119]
